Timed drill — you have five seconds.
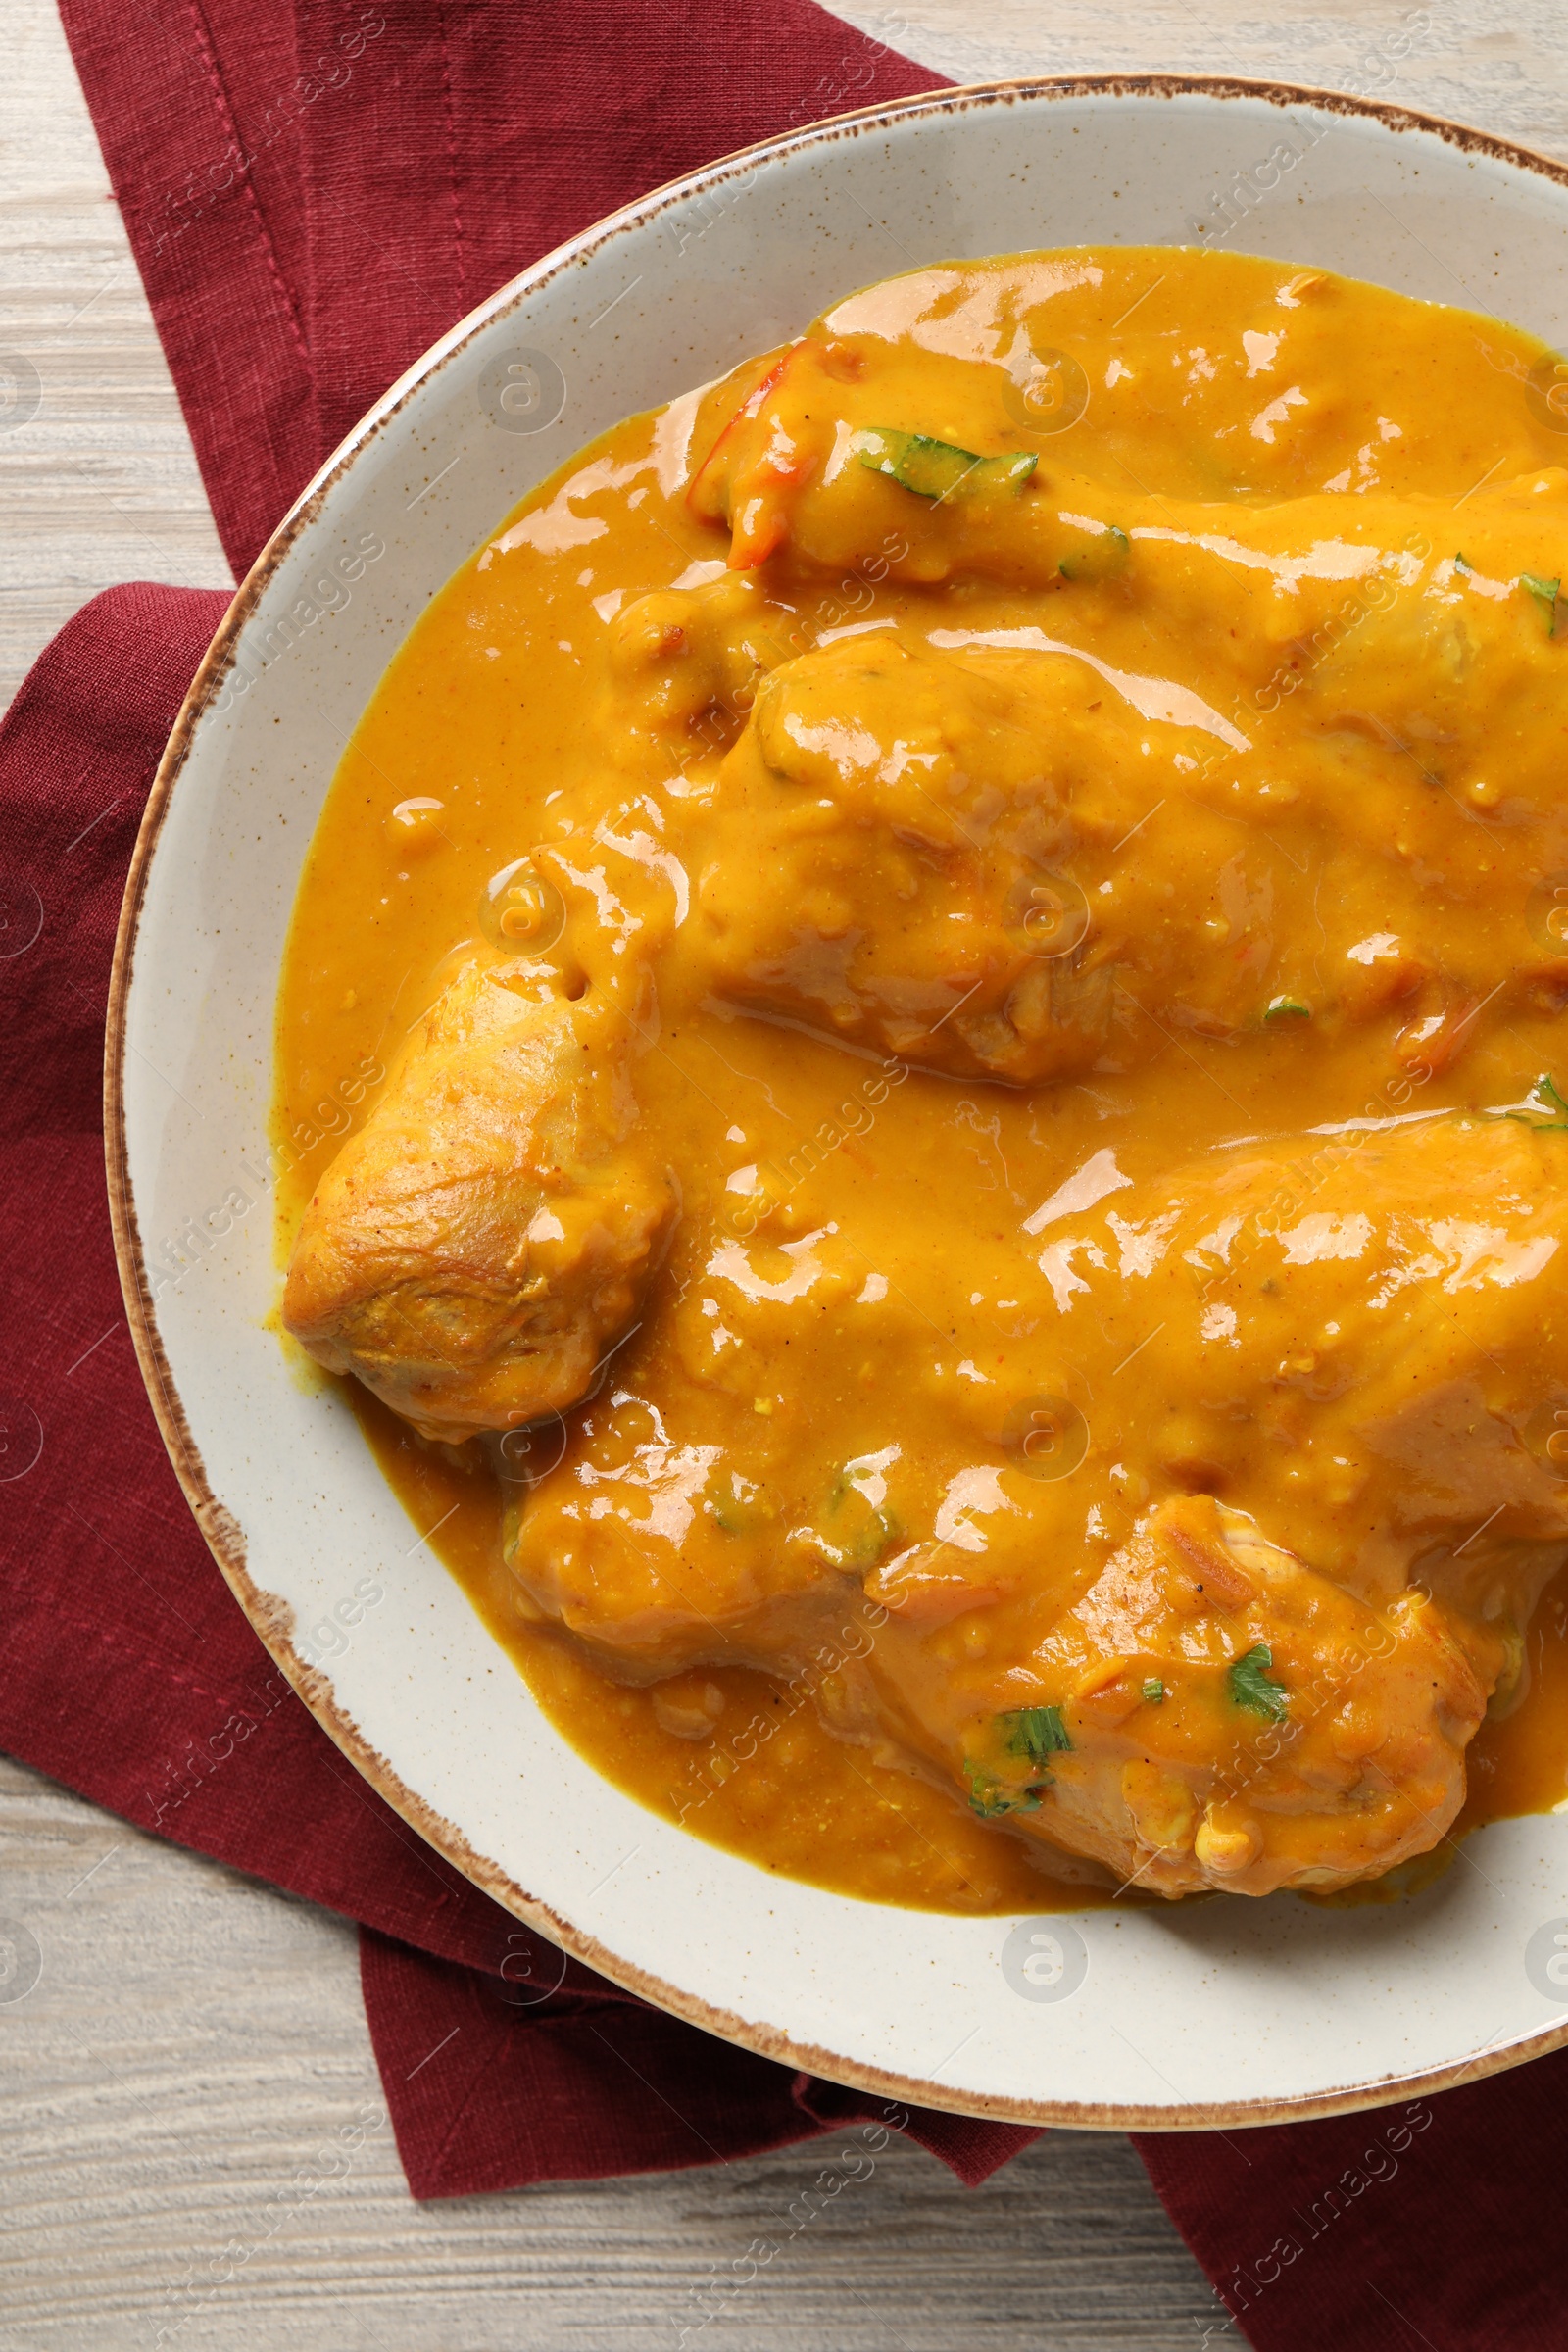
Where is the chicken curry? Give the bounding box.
[275,247,1568,1911]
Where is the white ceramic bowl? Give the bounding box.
[110,76,1568,2129]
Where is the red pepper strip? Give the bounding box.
[686,343,816,520]
[728,452,817,570]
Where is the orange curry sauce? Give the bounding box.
[274,249,1568,1912]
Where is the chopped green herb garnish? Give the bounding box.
[1058,523,1130,584]
[1228,1642,1289,1721]
[854,1507,902,1564]
[858,428,1036,503]
[962,1760,1041,1818]
[1502,1072,1568,1131]
[1454,551,1473,573]
[1520,572,1561,635]
[1141,1678,1166,1704]
[708,1468,770,1535]
[1004,1705,1073,1767]
[1264,995,1311,1022]
[820,1466,901,1564]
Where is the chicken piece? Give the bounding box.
[503,1114,1568,1894]
[693,630,1124,1082]
[684,322,1568,617]
[864,1114,1568,1892]
[688,332,1132,582]
[687,627,1557,1082]
[912,1495,1500,1899]
[685,329,1568,1019]
[283,961,675,1439]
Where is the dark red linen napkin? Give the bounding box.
[1140,2050,1568,2349]
[7,0,1563,2337]
[0,582,543,1980]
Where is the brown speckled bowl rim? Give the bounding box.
[106,72,1568,2132]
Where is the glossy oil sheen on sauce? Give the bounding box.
[274,248,1568,1914]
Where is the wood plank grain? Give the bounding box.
[0,1749,1227,2348]
[848,0,1568,159]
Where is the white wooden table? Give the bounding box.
[4,3,1566,2341]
